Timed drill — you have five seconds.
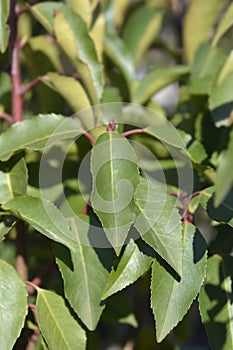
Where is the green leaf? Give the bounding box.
[215,129,233,206]
[91,132,139,255]
[102,239,152,299]
[123,5,164,65]
[36,289,86,350]
[0,218,16,242]
[104,31,134,97]
[113,0,131,29]
[55,216,111,331]
[133,65,190,105]
[209,52,233,127]
[189,43,226,95]
[183,0,228,64]
[41,73,91,112]
[65,0,92,27]
[134,177,183,275]
[0,114,82,162]
[30,2,65,34]
[90,14,105,62]
[0,259,28,349]
[212,3,233,47]
[2,196,75,250]
[0,0,10,53]
[151,223,207,342]
[54,6,104,104]
[199,255,233,350]
[0,157,27,204]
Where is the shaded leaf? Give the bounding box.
[102,239,152,299]
[36,289,86,350]
[0,0,10,53]
[0,114,82,161]
[0,259,28,349]
[0,218,16,242]
[54,6,104,103]
[189,43,226,95]
[199,255,233,350]
[134,177,183,275]
[0,157,27,204]
[41,73,91,112]
[2,196,75,250]
[151,223,207,342]
[212,3,233,47]
[183,0,228,64]
[215,129,233,206]
[133,65,190,105]
[104,31,134,97]
[55,216,111,330]
[91,132,139,255]
[123,5,164,65]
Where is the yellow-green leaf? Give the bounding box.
[212,2,233,47]
[0,0,10,53]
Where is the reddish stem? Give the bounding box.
[26,304,40,350]
[0,112,13,123]
[121,129,144,137]
[82,130,95,145]
[19,77,41,95]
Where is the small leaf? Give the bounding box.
[91,132,139,254]
[30,2,65,34]
[133,65,190,105]
[36,289,86,350]
[151,223,207,342]
[54,216,111,330]
[54,7,104,104]
[212,2,233,47]
[0,219,16,242]
[0,0,10,53]
[215,129,233,206]
[134,177,183,275]
[2,196,75,250]
[0,259,28,349]
[41,73,91,112]
[0,157,27,204]
[199,255,233,350]
[123,5,164,65]
[183,0,228,64]
[0,114,82,161]
[102,239,152,299]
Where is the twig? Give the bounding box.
[26,304,40,350]
[0,112,13,123]
[19,77,41,95]
[121,129,144,137]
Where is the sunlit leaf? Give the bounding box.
[151,223,207,342]
[91,132,139,255]
[65,0,92,27]
[0,0,10,52]
[36,288,86,350]
[212,3,233,47]
[102,239,152,299]
[30,2,65,34]
[90,14,105,62]
[0,259,28,349]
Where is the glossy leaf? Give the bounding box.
[151,223,207,342]
[0,157,27,204]
[199,255,233,350]
[0,0,10,52]
[54,6,104,104]
[55,216,111,330]
[134,177,183,275]
[133,65,190,104]
[2,196,75,250]
[102,239,152,299]
[183,0,228,64]
[209,52,233,126]
[215,129,233,206]
[41,73,91,112]
[104,31,134,96]
[36,288,86,350]
[91,132,139,255]
[0,259,28,349]
[189,43,226,95]
[0,114,82,161]
[123,5,164,65]
[212,3,233,47]
[30,2,65,34]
